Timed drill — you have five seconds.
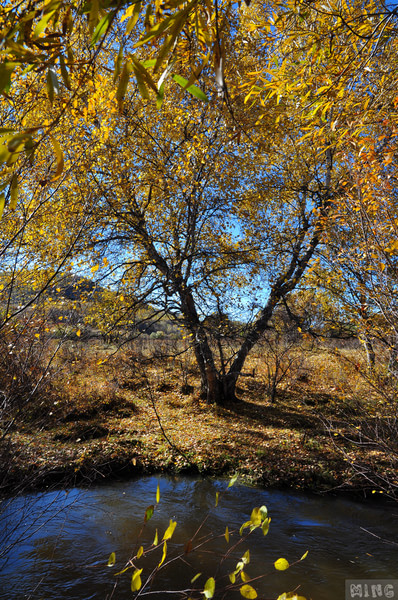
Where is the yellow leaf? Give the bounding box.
[50,136,64,182]
[156,482,160,503]
[158,541,167,567]
[153,529,158,546]
[0,193,4,219]
[107,552,116,567]
[91,264,99,273]
[224,526,229,543]
[274,558,290,571]
[163,519,177,541]
[203,577,215,599]
[76,329,81,337]
[137,545,144,559]
[240,584,257,599]
[131,568,143,591]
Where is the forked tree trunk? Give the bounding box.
[178,152,333,405]
[186,231,323,405]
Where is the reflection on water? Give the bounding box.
[0,476,397,600]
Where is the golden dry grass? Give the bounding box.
[2,337,397,499]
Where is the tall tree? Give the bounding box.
[43,54,340,403]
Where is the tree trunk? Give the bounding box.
[177,152,332,405]
[358,294,375,371]
[360,333,376,371]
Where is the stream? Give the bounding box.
[0,476,397,599]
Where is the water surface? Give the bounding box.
[0,476,397,599]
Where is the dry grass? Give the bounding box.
[1,336,397,499]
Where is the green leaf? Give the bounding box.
[107,552,116,567]
[0,63,18,93]
[126,0,141,35]
[33,9,56,38]
[88,0,99,35]
[242,550,250,565]
[90,11,115,47]
[274,558,290,571]
[171,74,208,102]
[144,505,154,522]
[203,577,215,599]
[113,44,124,84]
[7,134,29,153]
[116,59,133,109]
[59,55,71,89]
[46,67,59,104]
[0,145,11,165]
[131,568,143,591]
[240,584,258,599]
[228,474,238,488]
[131,56,158,94]
[191,572,201,583]
[156,81,165,109]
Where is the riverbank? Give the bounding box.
[2,342,396,501]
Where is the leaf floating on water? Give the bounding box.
[156,482,160,503]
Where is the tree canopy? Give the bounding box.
[1,0,398,403]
